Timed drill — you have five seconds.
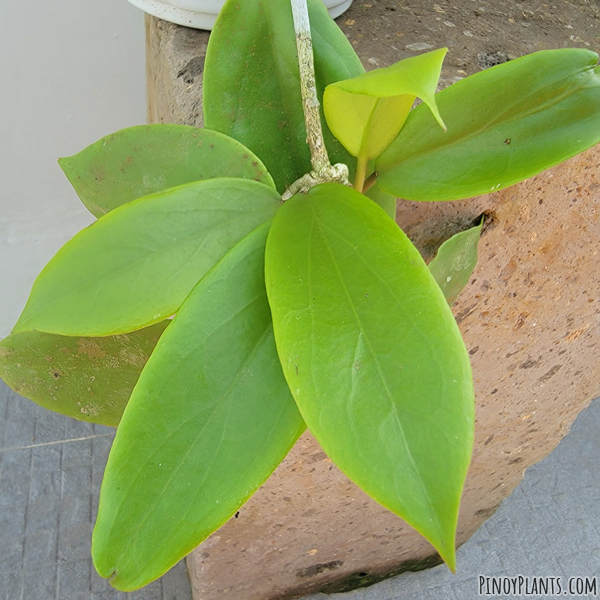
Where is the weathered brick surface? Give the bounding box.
[0,382,191,600]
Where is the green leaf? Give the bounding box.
[428,222,483,304]
[59,125,275,217]
[0,323,168,426]
[376,49,600,201]
[324,49,446,161]
[365,182,396,220]
[92,223,304,591]
[265,183,474,569]
[204,0,364,192]
[14,178,280,337]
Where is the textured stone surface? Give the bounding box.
[146,16,208,127]
[0,382,192,600]
[145,4,600,599]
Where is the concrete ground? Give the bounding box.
[0,382,191,600]
[1,381,598,599]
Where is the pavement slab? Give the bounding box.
[0,382,192,600]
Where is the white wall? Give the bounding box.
[0,0,146,336]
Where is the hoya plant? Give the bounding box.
[2,0,600,591]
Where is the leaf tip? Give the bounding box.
[92,534,135,591]
[418,86,446,134]
[108,571,138,592]
[433,46,449,60]
[446,549,457,574]
[431,106,447,133]
[98,565,139,592]
[435,538,457,574]
[57,154,75,174]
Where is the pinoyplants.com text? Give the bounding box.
[478,575,597,596]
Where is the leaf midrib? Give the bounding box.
[308,204,444,543]
[19,207,273,332]
[386,67,597,167]
[101,296,270,571]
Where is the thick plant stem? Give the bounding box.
[291,0,330,175]
[283,0,349,200]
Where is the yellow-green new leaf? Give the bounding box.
[0,323,168,426]
[429,222,483,305]
[265,183,474,569]
[93,224,305,591]
[376,49,600,201]
[59,125,275,217]
[324,49,447,161]
[14,179,280,337]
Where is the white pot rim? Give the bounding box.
[129,0,353,30]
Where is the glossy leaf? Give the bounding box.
[92,224,305,591]
[59,125,275,217]
[14,179,280,337]
[429,222,483,305]
[365,182,396,220]
[324,49,446,161]
[204,0,364,192]
[265,183,474,569]
[0,323,168,426]
[377,49,600,201]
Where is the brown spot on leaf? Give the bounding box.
[118,347,146,369]
[76,339,107,360]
